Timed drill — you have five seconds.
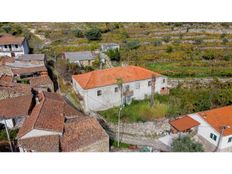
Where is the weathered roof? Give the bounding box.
[198,105,232,136]
[12,66,47,75]
[18,135,60,152]
[0,81,31,95]
[72,65,161,89]
[0,56,15,65]
[169,116,200,132]
[64,51,96,62]
[61,117,108,152]
[17,92,65,138]
[0,95,32,119]
[30,75,53,88]
[17,54,45,61]
[101,43,119,50]
[0,66,13,77]
[0,34,25,45]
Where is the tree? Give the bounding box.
[202,51,215,60]
[171,136,204,152]
[1,25,11,33]
[85,28,102,41]
[106,49,120,61]
[162,35,171,43]
[222,38,229,44]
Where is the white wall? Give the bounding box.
[20,129,62,139]
[73,76,168,112]
[189,113,232,150]
[0,119,14,129]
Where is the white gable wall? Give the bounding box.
[189,113,232,150]
[20,129,62,139]
[73,76,168,112]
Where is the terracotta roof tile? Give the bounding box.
[17,92,65,138]
[0,95,32,119]
[198,105,232,136]
[0,81,31,95]
[18,135,60,152]
[12,66,47,75]
[169,116,200,132]
[61,117,108,152]
[72,65,161,89]
[0,34,25,45]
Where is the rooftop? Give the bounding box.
[0,95,32,119]
[12,66,47,75]
[0,81,31,95]
[30,75,53,88]
[169,115,200,132]
[18,135,60,152]
[72,65,161,89]
[64,51,96,61]
[0,34,25,45]
[17,54,45,61]
[61,116,108,152]
[198,105,232,136]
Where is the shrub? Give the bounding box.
[222,38,229,44]
[202,51,215,60]
[73,29,84,38]
[152,40,162,46]
[85,28,102,41]
[162,35,171,43]
[171,136,204,152]
[224,54,232,61]
[126,41,140,50]
[106,49,120,61]
[166,45,173,53]
[1,25,11,33]
[193,38,203,45]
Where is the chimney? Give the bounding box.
[35,96,40,105]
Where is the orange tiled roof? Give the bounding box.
[169,116,200,132]
[198,105,232,136]
[0,34,25,45]
[72,65,161,89]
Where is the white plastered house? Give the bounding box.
[72,65,169,112]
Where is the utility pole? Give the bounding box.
[150,75,156,107]
[116,78,123,147]
[3,118,13,152]
[215,125,230,152]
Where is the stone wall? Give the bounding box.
[89,112,171,151]
[77,137,109,152]
[168,78,232,89]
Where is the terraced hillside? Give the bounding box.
[17,22,232,78]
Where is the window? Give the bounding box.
[135,82,140,89]
[4,45,7,48]
[228,137,232,143]
[115,87,119,93]
[148,81,152,87]
[15,45,18,48]
[210,133,217,141]
[163,79,166,83]
[97,90,102,96]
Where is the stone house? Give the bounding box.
[72,65,169,112]
[29,75,54,92]
[0,34,29,57]
[169,105,232,152]
[63,51,97,67]
[17,92,109,152]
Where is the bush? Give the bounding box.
[106,49,120,61]
[1,25,11,33]
[224,54,232,61]
[126,41,140,50]
[73,29,84,38]
[222,38,229,44]
[162,35,171,43]
[85,28,102,41]
[202,51,215,60]
[166,45,173,53]
[193,38,203,45]
[152,40,162,46]
[171,136,204,152]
